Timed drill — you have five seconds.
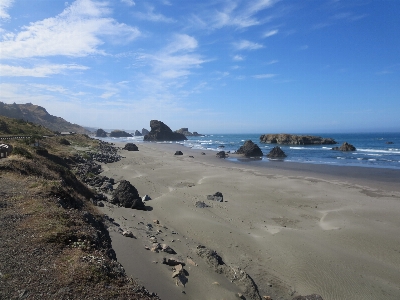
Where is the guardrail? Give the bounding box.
[0,135,32,141]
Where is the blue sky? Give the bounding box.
[0,0,399,133]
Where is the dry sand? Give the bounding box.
[98,142,400,300]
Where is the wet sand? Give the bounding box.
[98,142,400,300]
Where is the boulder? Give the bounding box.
[260,134,336,145]
[195,201,210,208]
[122,230,134,238]
[109,130,133,137]
[266,146,287,158]
[123,143,139,151]
[134,130,142,136]
[236,140,263,157]
[142,195,151,201]
[111,180,145,210]
[174,151,183,155]
[95,128,108,137]
[216,151,227,158]
[143,120,187,141]
[332,142,356,151]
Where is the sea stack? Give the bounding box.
[235,140,263,157]
[143,120,187,141]
[267,146,287,158]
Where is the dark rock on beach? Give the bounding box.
[260,134,336,145]
[123,143,138,151]
[111,180,145,210]
[109,130,133,138]
[332,142,356,151]
[207,192,223,202]
[174,150,183,155]
[143,120,187,141]
[216,151,227,158]
[95,128,108,137]
[236,140,263,157]
[267,146,287,158]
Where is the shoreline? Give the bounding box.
[99,141,400,300]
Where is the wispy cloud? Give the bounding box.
[264,29,278,37]
[0,0,14,19]
[234,40,264,50]
[0,0,140,59]
[121,0,135,6]
[233,55,245,61]
[253,73,276,79]
[0,63,88,77]
[134,5,175,23]
[266,59,278,65]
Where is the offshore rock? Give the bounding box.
[236,140,263,157]
[142,128,150,136]
[134,130,142,136]
[260,134,336,145]
[332,142,356,151]
[143,120,187,141]
[111,180,145,210]
[175,128,203,136]
[109,130,133,137]
[95,128,108,137]
[266,146,287,158]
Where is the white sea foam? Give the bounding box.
[358,148,400,154]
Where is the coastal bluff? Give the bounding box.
[260,134,337,145]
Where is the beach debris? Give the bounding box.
[331,142,356,151]
[197,245,261,300]
[216,151,227,158]
[189,155,194,158]
[122,230,134,238]
[207,192,223,202]
[111,180,145,210]
[162,257,185,266]
[292,295,324,300]
[142,195,151,201]
[201,152,206,155]
[151,243,161,252]
[161,244,176,254]
[153,219,160,224]
[174,150,183,155]
[263,296,271,300]
[237,293,246,299]
[266,146,287,158]
[123,143,139,151]
[195,201,210,208]
[145,246,150,250]
[235,140,263,157]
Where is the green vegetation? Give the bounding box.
[0,115,53,136]
[11,146,33,159]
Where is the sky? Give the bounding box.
[0,0,399,134]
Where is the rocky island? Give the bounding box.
[260,134,337,145]
[143,120,187,141]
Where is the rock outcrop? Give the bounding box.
[109,130,133,137]
[332,142,356,151]
[236,140,263,157]
[134,130,142,136]
[260,134,336,145]
[174,150,183,155]
[216,151,227,158]
[123,143,138,151]
[142,128,150,136]
[266,146,287,158]
[95,128,108,137]
[111,180,145,210]
[175,128,203,136]
[143,120,187,141]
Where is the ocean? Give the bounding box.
[98,132,400,170]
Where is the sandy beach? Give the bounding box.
[98,142,400,300]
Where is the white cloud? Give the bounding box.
[121,0,135,6]
[0,0,140,59]
[253,73,276,79]
[266,59,279,65]
[264,29,278,37]
[0,63,88,77]
[233,55,245,61]
[165,34,197,53]
[0,0,14,19]
[234,40,264,50]
[134,5,175,23]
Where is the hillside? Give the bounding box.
[0,102,89,134]
[0,115,54,136]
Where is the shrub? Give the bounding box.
[12,146,33,159]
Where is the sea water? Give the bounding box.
[99,132,400,170]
